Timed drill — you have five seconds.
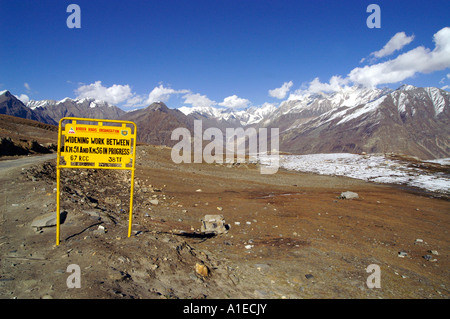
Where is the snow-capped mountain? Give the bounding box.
[312,85,449,129]
[261,85,393,132]
[178,102,277,127]
[0,90,57,124]
[280,85,392,115]
[28,97,118,110]
[176,84,449,159]
[26,97,126,124]
[280,85,450,159]
[177,85,393,129]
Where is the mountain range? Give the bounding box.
[278,85,449,159]
[0,85,449,159]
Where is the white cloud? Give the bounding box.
[15,94,30,104]
[447,73,450,79]
[123,94,147,108]
[182,92,216,108]
[218,95,251,109]
[146,84,189,104]
[442,85,449,90]
[24,82,31,91]
[370,31,415,59]
[287,76,350,100]
[348,27,450,87]
[75,81,133,105]
[269,81,293,99]
[307,76,350,94]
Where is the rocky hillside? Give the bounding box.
[0,114,58,156]
[279,86,450,159]
[119,102,195,147]
[0,91,56,124]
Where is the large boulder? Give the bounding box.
[31,211,67,229]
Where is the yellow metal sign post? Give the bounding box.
[56,117,137,245]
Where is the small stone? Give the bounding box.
[201,215,228,234]
[150,264,158,271]
[429,250,439,255]
[216,207,223,211]
[423,254,438,262]
[305,274,314,279]
[245,245,253,249]
[149,199,159,205]
[415,238,424,243]
[195,263,209,277]
[255,264,270,271]
[195,189,202,192]
[93,225,106,235]
[398,251,408,258]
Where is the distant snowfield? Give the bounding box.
[259,153,450,194]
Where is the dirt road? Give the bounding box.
[0,146,449,300]
[0,154,56,171]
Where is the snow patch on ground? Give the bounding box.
[425,158,450,165]
[259,153,450,194]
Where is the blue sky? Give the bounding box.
[1,0,449,110]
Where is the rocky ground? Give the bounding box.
[0,114,57,157]
[0,144,449,300]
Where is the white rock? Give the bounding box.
[201,214,228,234]
[340,191,359,199]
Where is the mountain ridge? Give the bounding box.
[1,85,449,159]
[278,86,449,159]
[26,96,126,123]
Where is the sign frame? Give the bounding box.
[56,117,137,245]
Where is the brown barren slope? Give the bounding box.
[0,114,58,158]
[0,143,448,299]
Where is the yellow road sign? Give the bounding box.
[61,120,134,168]
[56,117,137,245]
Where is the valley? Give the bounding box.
[0,143,449,299]
[0,84,449,300]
